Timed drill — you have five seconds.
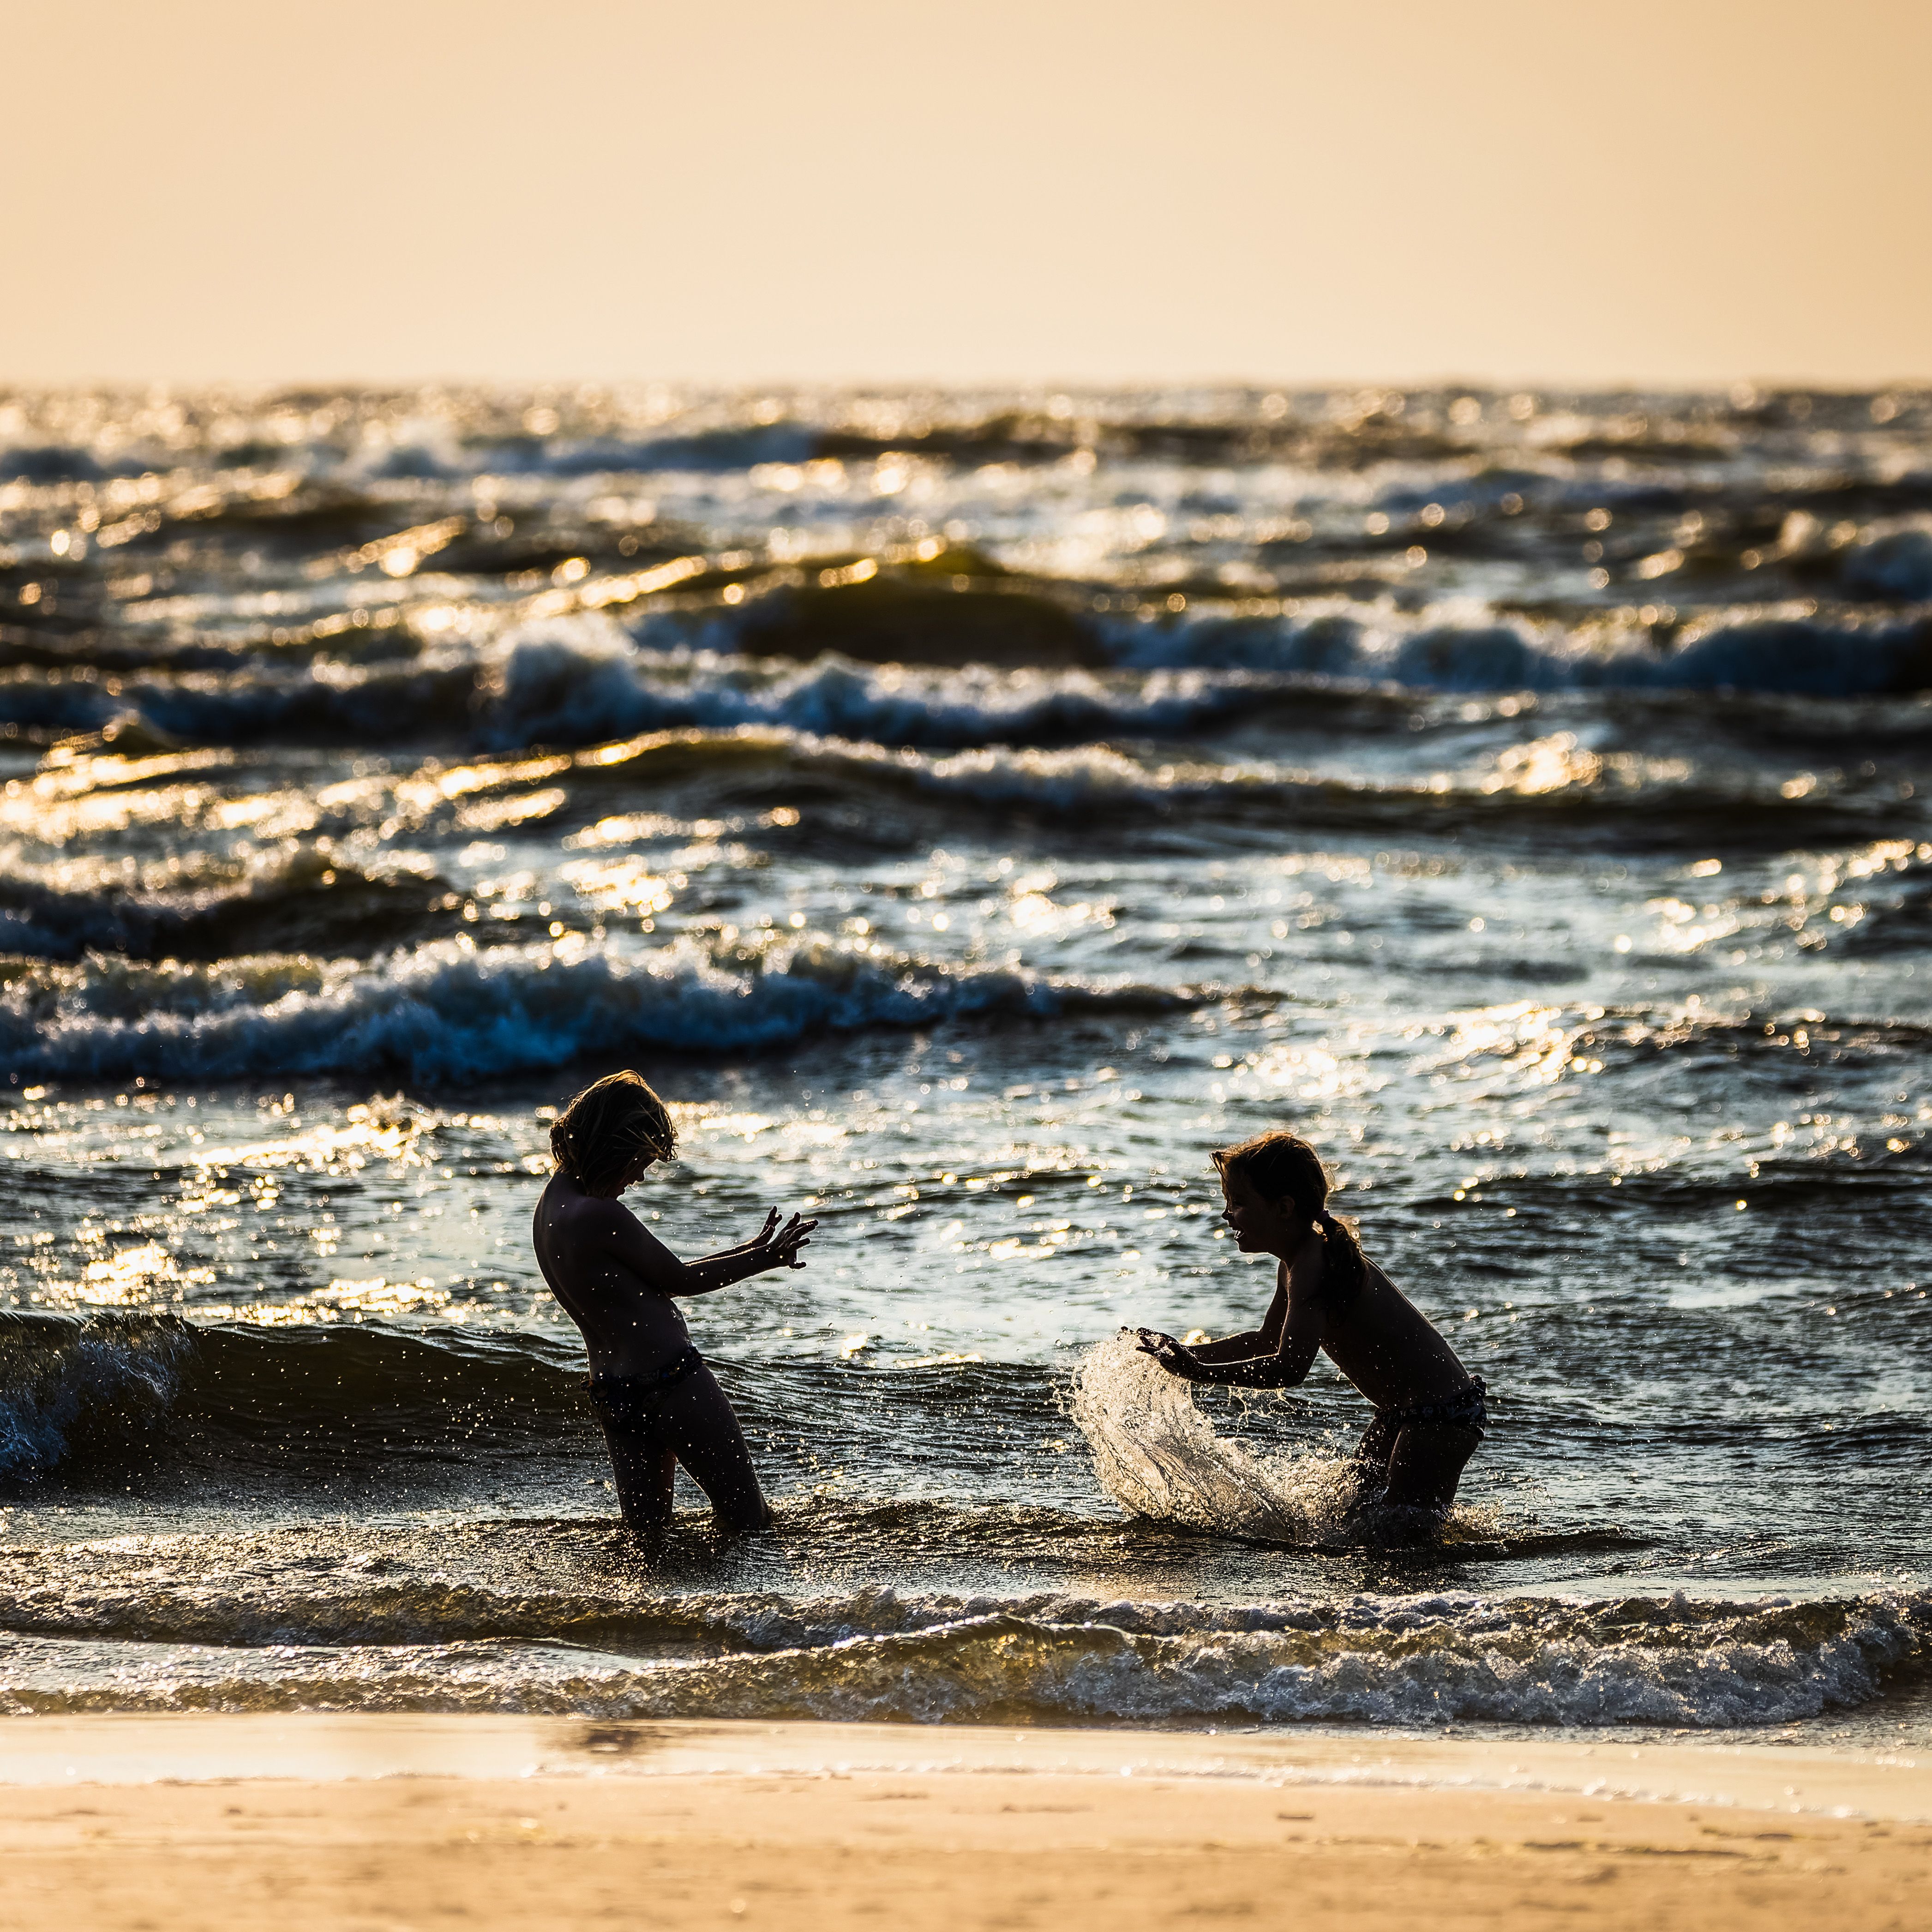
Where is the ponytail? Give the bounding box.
[1213,1129,1365,1308]
[1314,1206,1367,1308]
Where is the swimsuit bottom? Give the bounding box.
[1374,1376,1488,1435]
[586,1347,703,1432]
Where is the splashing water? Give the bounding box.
[1069,1332,1358,1543]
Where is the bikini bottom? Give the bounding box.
[1376,1376,1488,1435]
[585,1346,704,1436]
[1355,1378,1488,1474]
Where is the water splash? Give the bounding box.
[1069,1332,1357,1542]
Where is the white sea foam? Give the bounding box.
[6,1584,1925,1729]
[0,930,1191,1081]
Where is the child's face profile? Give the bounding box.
[1218,1171,1308,1256]
[597,1151,659,1198]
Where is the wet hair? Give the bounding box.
[549,1070,677,1193]
[1211,1128,1366,1306]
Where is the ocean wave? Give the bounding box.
[0,1547,1655,1660]
[0,634,1437,753]
[17,705,1910,870]
[0,843,459,962]
[614,591,1932,700]
[0,1311,590,1487]
[530,723,1902,850]
[0,1314,191,1484]
[495,1588,1930,1729]
[1115,606,1932,696]
[1,1568,1923,1729]
[0,928,1200,1082]
[1779,513,1932,602]
[13,604,1932,772]
[480,621,1260,750]
[0,658,478,748]
[0,636,1263,754]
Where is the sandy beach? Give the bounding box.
[1,1717,1925,1931]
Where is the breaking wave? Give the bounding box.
[0,930,1201,1081]
[0,1311,589,1487]
[1,1566,1925,1729]
[9,610,1932,771]
[1113,606,1932,696]
[481,622,1265,750]
[0,845,457,962]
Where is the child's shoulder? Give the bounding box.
[539,1176,624,1230]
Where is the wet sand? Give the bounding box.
[1,1717,1926,1931]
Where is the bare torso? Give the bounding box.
[1313,1255,1473,1410]
[1176,1233,1475,1407]
[532,1174,690,1378]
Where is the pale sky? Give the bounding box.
[6,0,1928,387]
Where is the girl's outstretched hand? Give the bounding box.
[1133,1327,1200,1377]
[750,1210,818,1271]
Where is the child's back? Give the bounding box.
[1303,1248,1474,1415]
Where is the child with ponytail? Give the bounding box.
[1136,1129,1487,1517]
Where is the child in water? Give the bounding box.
[532,1069,816,1548]
[1136,1129,1487,1520]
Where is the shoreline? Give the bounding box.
[4,1718,1927,1931]
[0,1713,1928,1812]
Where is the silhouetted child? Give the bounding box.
[532,1069,816,1550]
[1137,1129,1486,1519]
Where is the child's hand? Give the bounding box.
[751,1211,818,1271]
[1134,1328,1196,1376]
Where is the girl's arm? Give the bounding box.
[1184,1330,1266,1362]
[1143,1277,1320,1387]
[1140,1267,1289,1364]
[695,1208,791,1265]
[591,1201,816,1296]
[1186,1268,1290,1360]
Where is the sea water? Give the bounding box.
[1,383,1928,1736]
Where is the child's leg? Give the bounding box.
[1382,1422,1482,1513]
[1338,1412,1399,1510]
[595,1409,678,1541]
[660,1365,772,1536]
